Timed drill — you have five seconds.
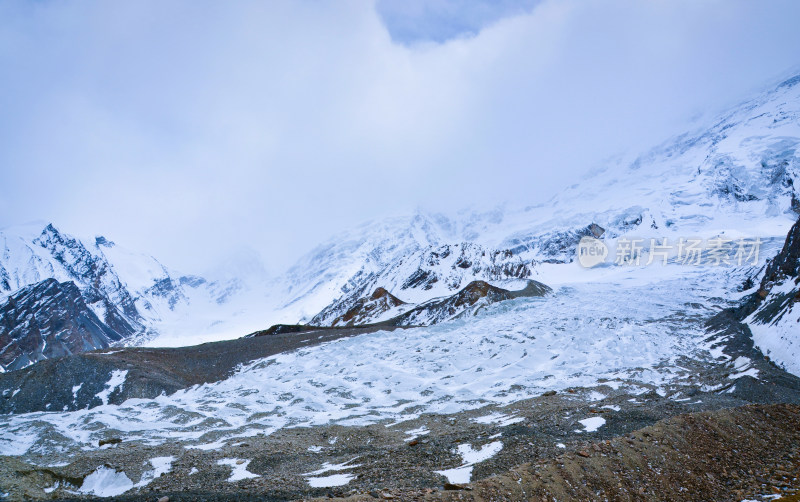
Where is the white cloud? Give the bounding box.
[1,0,799,272]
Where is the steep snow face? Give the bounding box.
[292,75,800,329]
[493,74,800,248]
[745,217,800,375]
[0,224,156,324]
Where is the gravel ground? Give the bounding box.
[328,403,800,502]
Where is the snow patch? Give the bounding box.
[435,441,503,484]
[587,391,606,402]
[79,466,133,497]
[306,473,355,488]
[576,416,606,433]
[134,456,174,488]
[303,458,360,487]
[304,459,361,476]
[217,458,258,482]
[95,370,127,405]
[472,413,524,427]
[404,426,430,441]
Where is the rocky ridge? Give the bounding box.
[0,279,130,371]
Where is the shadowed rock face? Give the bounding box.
[738,217,800,325]
[761,217,800,289]
[721,218,800,375]
[35,224,143,324]
[0,223,154,370]
[0,279,124,371]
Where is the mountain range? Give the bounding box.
[1,71,799,377]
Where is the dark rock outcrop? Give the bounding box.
[707,218,800,376]
[0,279,126,371]
[312,278,551,329]
[760,217,800,289]
[738,217,800,324]
[0,224,163,370]
[35,224,142,325]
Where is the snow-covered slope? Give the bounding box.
[285,73,800,329]
[745,217,800,374]
[0,224,272,368]
[0,261,773,457]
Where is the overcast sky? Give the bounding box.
[1,0,800,274]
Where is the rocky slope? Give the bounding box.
[0,279,130,371]
[319,287,409,327]
[745,217,800,374]
[0,223,254,370]
[427,404,800,502]
[0,225,150,369]
[2,354,798,501]
[0,324,402,414]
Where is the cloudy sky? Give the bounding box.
[1,0,800,273]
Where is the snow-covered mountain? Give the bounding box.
[0,279,129,370]
[2,71,800,372]
[306,241,542,326]
[285,73,800,330]
[0,223,268,370]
